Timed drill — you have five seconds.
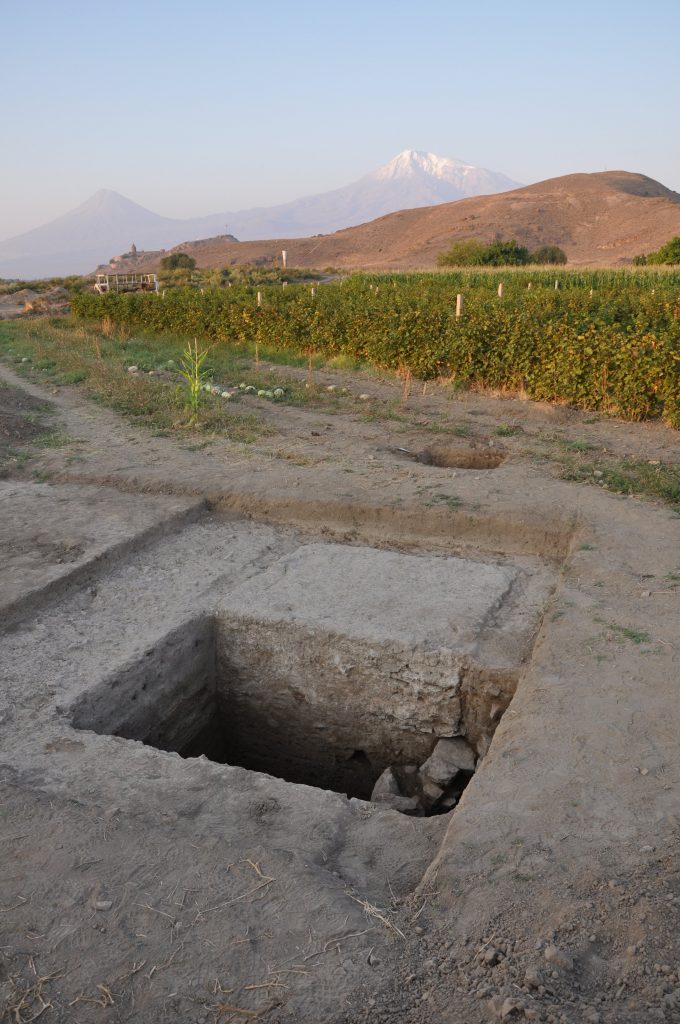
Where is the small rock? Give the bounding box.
[488,996,505,1018]
[544,944,573,971]
[488,995,521,1019]
[420,737,476,786]
[371,767,401,801]
[626,945,638,957]
[421,778,445,806]
[358,393,370,400]
[372,793,421,815]
[94,899,113,911]
[127,365,138,373]
[524,966,542,988]
[438,791,459,811]
[484,947,500,965]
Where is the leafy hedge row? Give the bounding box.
[72,275,680,427]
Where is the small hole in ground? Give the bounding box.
[418,445,505,470]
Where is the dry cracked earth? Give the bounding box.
[1,353,679,1024]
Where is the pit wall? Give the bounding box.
[70,616,215,753]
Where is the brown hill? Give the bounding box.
[110,171,680,272]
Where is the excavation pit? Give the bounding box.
[69,541,555,815]
[418,444,506,469]
[70,615,511,813]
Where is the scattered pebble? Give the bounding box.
[94,899,113,911]
[525,966,542,988]
[127,365,138,373]
[544,944,573,971]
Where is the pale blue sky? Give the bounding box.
[1,0,678,238]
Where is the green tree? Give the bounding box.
[646,236,680,265]
[160,252,196,270]
[482,239,531,266]
[530,244,567,265]
[437,239,488,267]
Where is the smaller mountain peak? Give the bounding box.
[85,188,131,205]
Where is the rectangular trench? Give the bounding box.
[70,614,519,807]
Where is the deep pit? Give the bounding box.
[70,613,517,815]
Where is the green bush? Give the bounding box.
[160,253,196,270]
[437,240,488,267]
[482,239,531,266]
[646,237,680,266]
[531,245,567,265]
[438,238,536,267]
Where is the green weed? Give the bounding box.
[609,623,652,644]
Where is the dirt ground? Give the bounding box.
[1,353,679,1024]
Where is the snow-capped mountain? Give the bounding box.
[372,149,519,194]
[223,150,521,240]
[0,151,521,278]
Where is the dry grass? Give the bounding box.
[0,320,271,443]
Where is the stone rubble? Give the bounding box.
[369,736,477,816]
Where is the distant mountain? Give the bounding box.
[222,150,521,240]
[122,171,680,272]
[0,150,520,278]
[0,191,232,279]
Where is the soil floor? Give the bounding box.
[1,353,679,1024]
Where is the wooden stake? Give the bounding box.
[399,366,413,407]
[497,283,504,299]
[257,291,262,307]
[456,293,463,319]
[281,249,287,269]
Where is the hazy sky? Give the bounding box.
[1,0,678,239]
